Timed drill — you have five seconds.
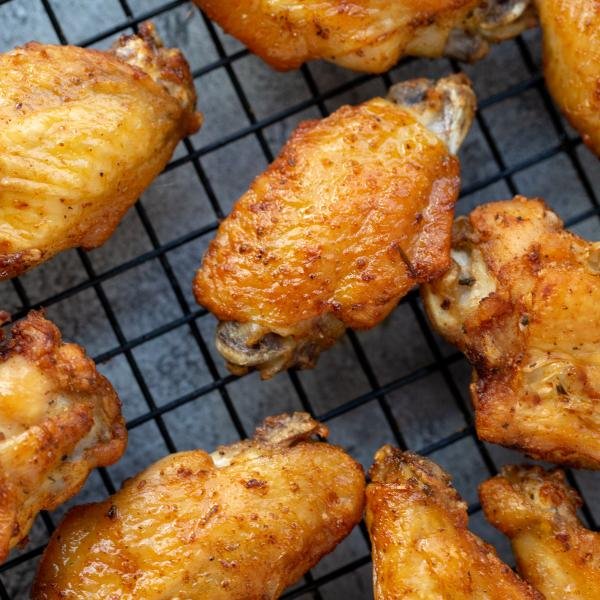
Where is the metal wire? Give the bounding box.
[0,0,598,597]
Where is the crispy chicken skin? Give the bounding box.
[0,22,202,279]
[423,197,600,468]
[33,413,365,599]
[194,74,475,378]
[0,311,126,564]
[365,446,541,600]
[537,0,600,156]
[480,465,600,600]
[193,0,536,72]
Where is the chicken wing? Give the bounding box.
[0,311,126,564]
[423,197,600,468]
[480,465,600,600]
[194,74,476,378]
[365,446,541,599]
[194,0,536,72]
[0,22,202,279]
[33,412,365,599]
[537,0,600,156]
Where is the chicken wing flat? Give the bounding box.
[0,311,126,564]
[537,0,600,156]
[423,197,600,468]
[33,412,365,599]
[0,22,202,279]
[480,465,600,600]
[194,74,476,378]
[366,446,541,599]
[194,0,536,72]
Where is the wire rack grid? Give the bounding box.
[0,1,598,598]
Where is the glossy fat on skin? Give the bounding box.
[480,465,600,600]
[365,446,541,600]
[0,22,201,280]
[0,311,126,563]
[537,0,600,156]
[194,0,482,72]
[33,413,365,600]
[194,97,459,334]
[423,197,600,468]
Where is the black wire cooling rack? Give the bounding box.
[0,1,598,598]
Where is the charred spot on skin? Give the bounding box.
[527,247,541,268]
[458,276,476,286]
[249,201,272,213]
[106,505,118,520]
[314,20,330,39]
[441,298,451,310]
[394,243,418,279]
[330,300,342,313]
[201,504,219,525]
[244,478,267,489]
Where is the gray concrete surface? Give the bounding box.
[0,2,598,598]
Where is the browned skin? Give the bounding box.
[365,447,541,600]
[481,465,600,600]
[193,0,536,72]
[33,413,365,599]
[537,0,600,156]
[0,311,126,564]
[194,74,474,378]
[0,22,202,279]
[423,197,600,468]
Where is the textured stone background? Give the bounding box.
[0,1,598,598]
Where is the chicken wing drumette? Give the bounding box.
[194,74,476,378]
[0,22,202,279]
[423,197,600,468]
[33,413,364,599]
[366,446,541,599]
[537,0,600,156]
[0,312,126,564]
[481,465,600,600]
[194,0,536,72]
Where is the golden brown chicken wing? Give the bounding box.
[480,465,600,600]
[0,311,126,564]
[194,0,536,72]
[537,0,600,156]
[194,74,476,378]
[33,412,365,599]
[365,446,541,599]
[422,197,600,468]
[0,22,202,280]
